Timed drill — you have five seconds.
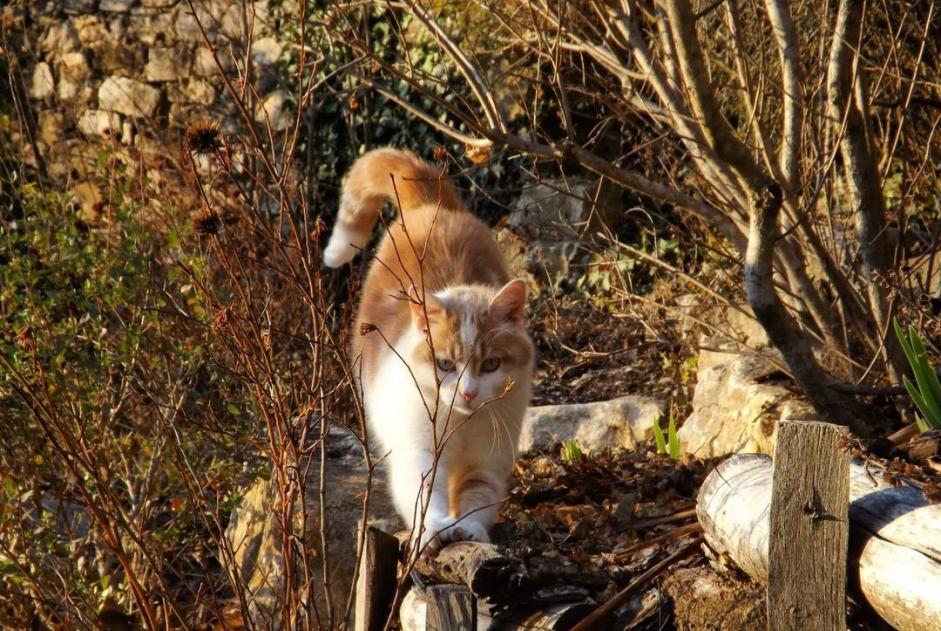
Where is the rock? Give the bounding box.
[141,0,179,7]
[255,89,292,131]
[227,424,402,628]
[193,44,236,76]
[57,52,91,83]
[71,182,104,222]
[128,9,177,46]
[38,112,65,147]
[220,2,270,40]
[100,0,133,12]
[62,0,98,14]
[175,0,225,41]
[78,110,123,138]
[183,79,216,105]
[506,178,620,278]
[519,395,666,455]
[677,349,814,458]
[251,36,282,66]
[145,46,192,82]
[40,22,81,55]
[29,63,55,101]
[98,76,161,118]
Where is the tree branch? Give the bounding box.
[743,183,868,433]
[826,0,906,382]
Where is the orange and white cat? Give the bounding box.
[324,148,533,551]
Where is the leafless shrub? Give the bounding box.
[322,0,941,432]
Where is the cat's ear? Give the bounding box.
[489,279,527,324]
[407,285,442,335]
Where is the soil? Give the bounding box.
[487,447,718,629]
[528,293,690,407]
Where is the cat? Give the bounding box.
[324,148,533,553]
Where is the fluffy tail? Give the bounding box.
[323,148,462,267]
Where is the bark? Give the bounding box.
[698,454,941,631]
[826,0,906,382]
[744,184,867,431]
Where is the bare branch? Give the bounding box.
[826,0,906,381]
[764,0,804,193]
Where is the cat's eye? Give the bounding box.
[481,357,501,373]
[436,357,455,372]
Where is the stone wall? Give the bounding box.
[19,0,284,182]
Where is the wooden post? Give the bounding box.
[425,584,477,631]
[353,526,400,631]
[767,420,849,631]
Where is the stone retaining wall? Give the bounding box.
[19,1,283,180]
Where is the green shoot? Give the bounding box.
[560,439,584,464]
[653,411,682,461]
[667,412,681,461]
[894,318,941,432]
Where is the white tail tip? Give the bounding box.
[323,223,366,268]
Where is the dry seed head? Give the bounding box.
[184,120,221,155]
[433,146,448,162]
[193,207,222,236]
[211,306,236,336]
[348,94,360,111]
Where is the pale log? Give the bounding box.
[698,453,941,631]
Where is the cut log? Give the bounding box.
[697,454,941,631]
[400,587,593,631]
[413,541,530,599]
[426,585,476,631]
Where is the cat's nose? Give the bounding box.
[460,389,477,403]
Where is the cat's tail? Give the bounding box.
[323,148,462,267]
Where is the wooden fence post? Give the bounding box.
[425,584,477,631]
[767,420,849,631]
[353,526,400,631]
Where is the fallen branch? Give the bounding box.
[413,541,530,598]
[568,536,703,631]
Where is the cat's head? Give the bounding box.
[407,280,533,416]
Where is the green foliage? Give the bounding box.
[652,411,681,461]
[894,319,941,432]
[0,159,260,619]
[560,439,584,464]
[271,3,526,221]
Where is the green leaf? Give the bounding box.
[226,403,241,416]
[667,413,681,461]
[560,439,583,464]
[908,326,941,421]
[652,420,667,455]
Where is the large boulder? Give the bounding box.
[226,424,402,628]
[678,349,814,458]
[519,395,665,455]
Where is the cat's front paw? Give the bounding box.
[448,521,490,544]
[414,514,458,556]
